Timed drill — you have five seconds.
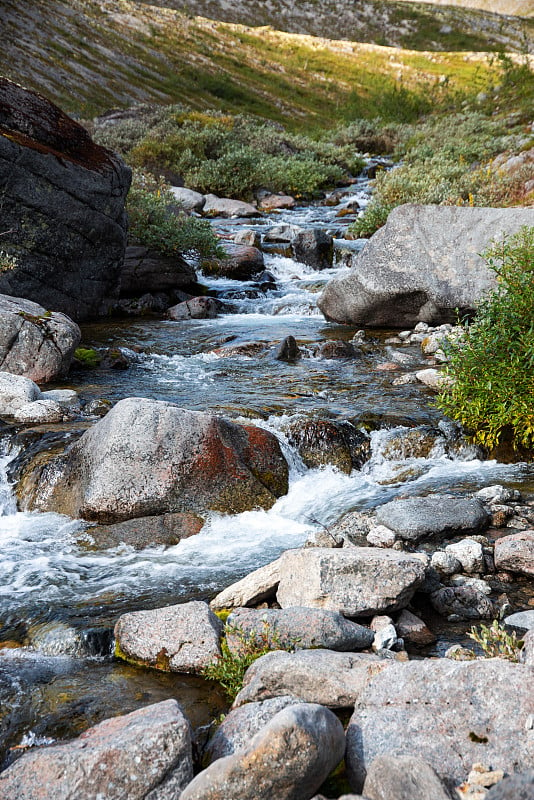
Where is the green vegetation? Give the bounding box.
[467,620,524,661]
[127,170,223,257]
[74,348,101,368]
[201,621,296,701]
[0,250,17,273]
[437,227,534,452]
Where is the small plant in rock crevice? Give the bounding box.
[0,249,18,273]
[467,620,524,662]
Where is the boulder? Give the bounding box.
[41,389,81,413]
[362,755,452,800]
[233,229,261,248]
[168,297,220,320]
[415,368,452,389]
[430,586,494,619]
[20,397,289,522]
[258,193,296,211]
[233,649,389,709]
[181,703,345,800]
[0,77,130,320]
[169,186,206,212]
[485,772,534,800]
[202,243,264,280]
[276,548,426,617]
[202,194,259,218]
[204,696,299,764]
[0,295,80,383]
[291,229,333,270]
[494,531,534,576]
[504,610,534,632]
[395,609,435,646]
[226,607,374,653]
[445,539,485,574]
[0,372,42,416]
[210,557,282,610]
[0,699,193,800]
[346,659,534,792]
[375,496,489,543]
[114,601,223,673]
[83,512,204,550]
[12,399,66,424]
[318,340,359,359]
[318,204,534,327]
[286,419,370,473]
[120,245,196,295]
[264,224,303,243]
[274,335,301,362]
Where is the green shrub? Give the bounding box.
[467,620,524,662]
[349,200,392,238]
[0,249,17,273]
[127,170,223,259]
[437,227,534,451]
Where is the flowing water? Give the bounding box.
[1,175,533,766]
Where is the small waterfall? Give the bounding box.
[0,441,18,518]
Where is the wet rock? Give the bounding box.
[274,335,301,362]
[121,245,197,295]
[41,389,81,413]
[202,243,264,280]
[115,600,223,673]
[375,496,489,543]
[202,194,259,218]
[377,426,441,460]
[233,650,388,709]
[22,397,289,521]
[83,512,204,550]
[169,186,206,212]
[395,609,435,646]
[83,398,112,417]
[318,340,358,359]
[286,419,370,473]
[0,372,42,416]
[346,659,534,793]
[233,229,261,248]
[276,548,426,617]
[430,586,494,619]
[100,348,130,370]
[445,539,485,574]
[12,399,66,424]
[264,224,303,243]
[362,755,452,800]
[504,610,534,632]
[485,771,534,799]
[318,204,534,327]
[226,607,374,653]
[210,557,282,610]
[204,696,299,764]
[291,229,333,270]
[258,193,296,211]
[0,296,81,383]
[0,699,193,800]
[168,296,220,320]
[476,485,521,504]
[181,703,345,800]
[494,531,534,576]
[0,78,130,321]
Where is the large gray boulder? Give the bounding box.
[346,659,534,793]
[375,495,489,543]
[318,204,534,327]
[362,755,452,800]
[226,607,374,653]
[233,649,389,709]
[276,548,426,617]
[0,295,80,383]
[20,397,289,522]
[114,601,223,674]
[180,703,345,800]
[0,699,193,800]
[0,78,131,321]
[486,772,534,800]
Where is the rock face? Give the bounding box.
[362,755,452,800]
[21,397,289,522]
[276,548,426,616]
[180,703,345,800]
[0,78,131,320]
[120,245,196,295]
[115,601,223,673]
[485,772,534,800]
[375,496,489,543]
[226,607,374,653]
[233,650,388,709]
[346,659,534,792]
[0,295,80,383]
[0,699,193,800]
[494,531,534,576]
[318,204,534,327]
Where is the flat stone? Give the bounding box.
[276,548,426,617]
[83,512,204,550]
[362,755,451,800]
[375,496,489,543]
[12,399,66,424]
[41,389,81,412]
[494,531,534,576]
[203,194,259,218]
[114,600,223,673]
[181,703,345,800]
[0,699,193,800]
[346,659,534,793]
[210,557,282,610]
[233,649,389,709]
[226,607,374,653]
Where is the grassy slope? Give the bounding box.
[1,0,504,128]
[393,0,534,17]
[139,0,534,52]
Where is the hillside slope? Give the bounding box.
[1,0,500,126]
[395,0,534,17]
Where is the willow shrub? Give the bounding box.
[437,227,534,451]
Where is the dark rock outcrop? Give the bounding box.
[120,245,196,296]
[0,78,131,320]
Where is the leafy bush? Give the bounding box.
[349,200,392,238]
[437,227,534,451]
[127,171,223,259]
[467,620,524,662]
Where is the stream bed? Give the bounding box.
[1,175,533,768]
